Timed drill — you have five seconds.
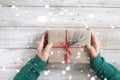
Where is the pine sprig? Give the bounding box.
[68,30,89,46]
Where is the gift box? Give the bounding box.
[48,28,91,64]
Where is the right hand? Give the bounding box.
[86,29,99,58]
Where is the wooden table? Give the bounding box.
[0,0,120,80]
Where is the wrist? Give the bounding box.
[91,51,100,58]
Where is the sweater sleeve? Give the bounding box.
[13,55,47,80]
[90,54,120,80]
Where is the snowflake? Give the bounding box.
[45,4,50,9]
[76,55,80,59]
[37,16,47,23]
[48,12,53,16]
[15,69,20,72]
[87,74,90,77]
[64,9,68,12]
[66,66,70,71]
[44,70,51,75]
[110,25,115,29]
[28,58,31,60]
[68,76,72,79]
[91,77,95,80]
[85,23,89,28]
[15,13,20,16]
[51,65,55,68]
[51,17,56,22]
[25,10,29,14]
[26,46,30,48]
[88,13,94,19]
[104,78,107,80]
[62,61,65,64]
[80,48,84,51]
[62,70,66,75]
[17,58,20,61]
[77,52,81,56]
[11,5,18,10]
[50,51,54,55]
[59,12,64,16]
[80,70,83,72]
[96,32,100,35]
[2,67,6,71]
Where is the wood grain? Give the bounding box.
[0,27,120,49]
[0,49,120,68]
[0,7,120,27]
[0,0,120,7]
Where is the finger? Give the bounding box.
[91,31,99,51]
[86,44,97,57]
[87,29,98,50]
[86,44,95,54]
[42,42,53,58]
[37,31,47,51]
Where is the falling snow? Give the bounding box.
[88,13,94,19]
[15,13,20,16]
[2,67,6,71]
[51,65,55,68]
[44,70,51,75]
[11,5,18,10]
[110,25,115,29]
[87,74,90,77]
[59,12,64,16]
[104,78,107,80]
[51,17,56,22]
[65,66,70,71]
[91,77,95,80]
[17,58,20,61]
[77,52,81,56]
[48,12,53,16]
[37,16,48,23]
[15,69,20,72]
[62,61,65,64]
[50,51,54,55]
[45,4,50,9]
[96,32,100,35]
[0,5,2,7]
[64,9,68,12]
[80,70,83,72]
[68,76,72,80]
[62,70,66,75]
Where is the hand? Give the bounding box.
[37,31,53,61]
[86,29,99,58]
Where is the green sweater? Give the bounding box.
[90,54,120,80]
[14,54,120,80]
[13,55,47,80]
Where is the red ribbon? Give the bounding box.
[52,29,86,64]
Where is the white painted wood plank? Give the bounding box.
[0,7,120,27]
[0,69,100,80]
[0,0,120,7]
[0,49,120,69]
[0,27,120,49]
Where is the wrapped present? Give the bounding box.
[48,28,91,64]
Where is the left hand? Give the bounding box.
[37,31,53,61]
